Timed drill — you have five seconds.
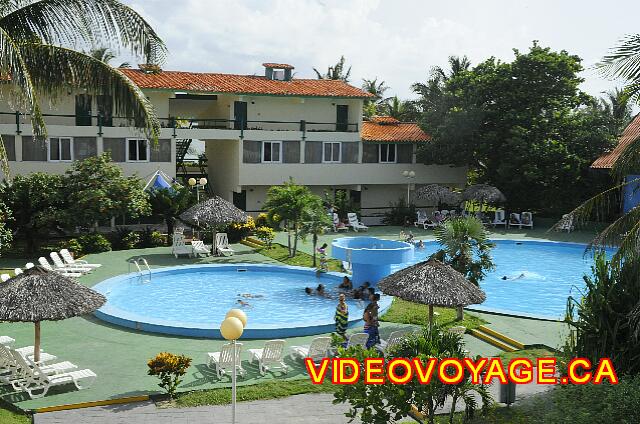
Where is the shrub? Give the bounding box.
[254,213,269,228]
[77,233,111,253]
[382,198,416,226]
[255,226,275,247]
[226,216,255,243]
[110,227,141,250]
[63,238,84,256]
[122,231,140,249]
[147,352,192,398]
[139,227,165,248]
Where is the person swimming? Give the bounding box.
[417,240,425,249]
[339,276,352,290]
[238,293,264,299]
[502,273,526,280]
[236,299,252,308]
[305,287,314,295]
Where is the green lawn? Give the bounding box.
[257,243,343,272]
[381,298,487,330]
[176,378,335,407]
[0,406,30,424]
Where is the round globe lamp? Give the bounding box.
[220,316,243,340]
[188,177,196,187]
[225,309,248,327]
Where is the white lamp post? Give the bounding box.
[220,309,247,424]
[402,170,416,204]
[188,177,208,203]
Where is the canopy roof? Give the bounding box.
[180,196,248,227]
[461,184,506,204]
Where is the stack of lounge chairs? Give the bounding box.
[0,335,96,399]
[4,249,103,281]
[171,232,224,258]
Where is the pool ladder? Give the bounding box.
[129,257,151,284]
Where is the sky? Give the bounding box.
[123,0,640,100]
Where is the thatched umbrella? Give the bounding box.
[378,259,486,332]
[461,184,506,205]
[0,266,106,362]
[416,184,462,207]
[180,196,248,252]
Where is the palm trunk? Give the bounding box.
[448,393,459,424]
[292,223,299,257]
[285,219,292,256]
[456,306,464,321]
[312,234,318,267]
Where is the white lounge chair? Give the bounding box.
[171,234,193,258]
[333,213,348,232]
[59,249,102,269]
[448,325,467,335]
[491,209,507,228]
[248,340,289,376]
[347,213,368,232]
[215,233,234,257]
[376,330,411,356]
[14,268,22,275]
[290,336,331,365]
[50,252,92,274]
[0,274,10,282]
[346,332,369,348]
[414,210,428,227]
[520,211,533,229]
[509,213,522,229]
[37,257,83,278]
[0,336,14,347]
[207,342,245,379]
[3,348,77,389]
[558,214,574,233]
[25,262,34,269]
[10,350,96,399]
[192,240,212,257]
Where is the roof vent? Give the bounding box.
[263,63,294,81]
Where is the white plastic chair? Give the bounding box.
[171,234,193,258]
[333,213,348,232]
[558,214,574,233]
[520,211,533,229]
[25,262,34,269]
[0,274,10,282]
[10,350,96,399]
[347,213,368,232]
[0,336,14,347]
[207,342,245,379]
[50,252,92,274]
[509,213,522,229]
[14,268,22,275]
[215,233,234,257]
[192,240,212,257]
[346,332,369,348]
[491,209,507,228]
[37,257,83,278]
[59,249,102,269]
[248,340,289,376]
[376,330,411,356]
[290,336,331,365]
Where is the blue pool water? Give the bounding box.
[94,264,391,338]
[393,240,606,319]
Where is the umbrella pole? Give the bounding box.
[34,321,41,363]
[428,305,433,333]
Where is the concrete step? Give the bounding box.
[477,325,525,350]
[468,328,518,352]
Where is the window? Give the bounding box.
[323,142,341,163]
[126,138,149,162]
[379,144,396,163]
[262,141,281,163]
[48,137,73,162]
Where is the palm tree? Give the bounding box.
[385,96,406,120]
[0,0,166,178]
[313,56,351,82]
[432,216,495,320]
[600,88,633,134]
[87,47,131,68]
[362,77,389,118]
[299,206,332,267]
[411,55,471,110]
[561,35,640,265]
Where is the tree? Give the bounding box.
[264,179,322,257]
[64,153,151,229]
[333,328,491,424]
[313,56,351,82]
[0,200,12,254]
[148,185,195,237]
[87,47,131,68]
[361,77,389,118]
[432,216,495,320]
[415,43,618,213]
[598,34,640,104]
[0,0,166,178]
[383,96,407,120]
[0,173,67,253]
[600,88,633,135]
[299,206,332,267]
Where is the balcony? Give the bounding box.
[0,111,360,141]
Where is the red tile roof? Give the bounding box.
[592,113,640,169]
[262,63,294,69]
[120,69,372,98]
[362,118,431,142]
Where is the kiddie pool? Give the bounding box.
[92,264,391,339]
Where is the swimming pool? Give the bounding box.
[93,264,391,338]
[395,239,608,319]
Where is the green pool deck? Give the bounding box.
[0,223,579,411]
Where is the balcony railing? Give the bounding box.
[0,111,359,136]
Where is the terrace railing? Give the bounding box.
[0,111,359,137]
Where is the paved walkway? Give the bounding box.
[34,374,553,424]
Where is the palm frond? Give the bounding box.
[20,43,160,142]
[597,34,640,82]
[0,0,166,63]
[0,134,10,179]
[590,204,640,261]
[0,27,46,140]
